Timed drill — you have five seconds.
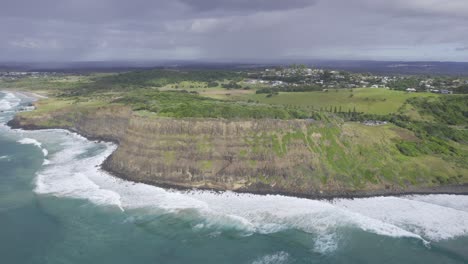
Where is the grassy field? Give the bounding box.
[241,88,439,115]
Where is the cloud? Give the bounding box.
[0,0,467,61]
[179,0,318,13]
[351,0,468,19]
[455,46,468,51]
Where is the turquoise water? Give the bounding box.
[1,91,467,264]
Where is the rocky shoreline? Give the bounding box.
[7,116,468,200]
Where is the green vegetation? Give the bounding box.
[404,96,468,125]
[4,68,467,193]
[256,85,322,94]
[114,90,310,119]
[243,88,437,115]
[66,69,245,95]
[241,122,466,188]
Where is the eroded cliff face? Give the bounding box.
[106,118,327,193]
[9,104,468,197]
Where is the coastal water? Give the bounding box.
[1,91,467,264]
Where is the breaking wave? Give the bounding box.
[0,92,21,111]
[17,138,50,164]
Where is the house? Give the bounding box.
[271,81,284,87]
[245,79,258,84]
[440,90,453,94]
[406,88,417,92]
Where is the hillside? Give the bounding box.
[7,94,468,198]
[3,68,468,197]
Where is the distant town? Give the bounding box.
[1,64,467,94]
[246,65,468,94]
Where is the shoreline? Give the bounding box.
[1,89,49,100]
[4,89,468,200]
[7,123,468,201]
[100,160,468,200]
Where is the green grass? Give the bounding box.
[240,121,468,189]
[114,90,310,119]
[243,88,438,115]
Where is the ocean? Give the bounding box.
[0,91,467,264]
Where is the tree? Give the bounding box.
[321,70,333,82]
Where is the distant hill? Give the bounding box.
[0,60,467,76]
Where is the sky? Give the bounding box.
[1,0,468,62]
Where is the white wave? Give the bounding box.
[17,138,48,157]
[18,138,42,148]
[314,233,338,254]
[34,133,123,210]
[0,155,9,160]
[333,196,468,241]
[406,194,468,213]
[252,251,290,264]
[0,92,21,111]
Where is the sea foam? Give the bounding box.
[406,194,468,213]
[17,138,49,159]
[333,196,468,241]
[0,92,21,111]
[251,251,290,264]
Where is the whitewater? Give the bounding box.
[1,91,467,262]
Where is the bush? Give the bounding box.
[396,141,422,156]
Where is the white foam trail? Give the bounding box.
[34,133,123,210]
[0,155,9,160]
[18,138,42,148]
[314,233,338,254]
[406,194,468,213]
[0,92,21,111]
[252,251,290,264]
[333,196,468,241]
[17,138,48,157]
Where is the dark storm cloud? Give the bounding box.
[0,0,184,22]
[1,0,467,62]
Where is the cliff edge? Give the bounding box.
[8,103,468,198]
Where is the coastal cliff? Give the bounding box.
[8,103,468,198]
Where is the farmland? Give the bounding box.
[240,88,439,115]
